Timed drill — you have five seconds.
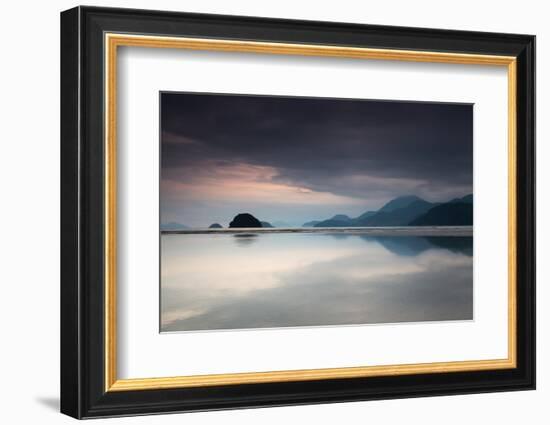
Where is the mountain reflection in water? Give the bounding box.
[161,233,473,332]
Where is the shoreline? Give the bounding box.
[161,226,473,237]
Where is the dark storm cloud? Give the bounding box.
[160,92,473,226]
[161,92,472,199]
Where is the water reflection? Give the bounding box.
[232,233,259,247]
[373,236,473,257]
[161,233,473,332]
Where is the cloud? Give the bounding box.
[162,161,364,206]
[160,93,473,225]
[162,131,202,146]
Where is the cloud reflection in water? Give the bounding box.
[161,233,473,332]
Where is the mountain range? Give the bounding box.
[307,194,472,227]
[160,194,473,230]
[160,222,189,231]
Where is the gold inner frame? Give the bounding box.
[104,33,517,392]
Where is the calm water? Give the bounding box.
[161,232,473,332]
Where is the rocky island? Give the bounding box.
[229,213,263,228]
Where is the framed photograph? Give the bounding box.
[60,6,535,419]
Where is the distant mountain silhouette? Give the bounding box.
[160,222,188,231]
[332,214,351,221]
[308,194,472,228]
[302,220,321,227]
[410,202,473,226]
[378,195,425,213]
[314,218,353,227]
[449,194,473,204]
[260,221,274,228]
[357,199,434,226]
[229,213,262,228]
[356,210,377,221]
[209,223,223,229]
[314,214,356,227]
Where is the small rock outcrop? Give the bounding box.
[208,223,223,229]
[229,213,262,228]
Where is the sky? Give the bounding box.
[160,92,473,228]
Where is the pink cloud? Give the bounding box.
[162,161,364,206]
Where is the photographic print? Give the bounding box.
[160,93,474,332]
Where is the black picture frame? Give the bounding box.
[61,5,535,419]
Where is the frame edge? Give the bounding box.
[516,35,536,391]
[60,6,83,420]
